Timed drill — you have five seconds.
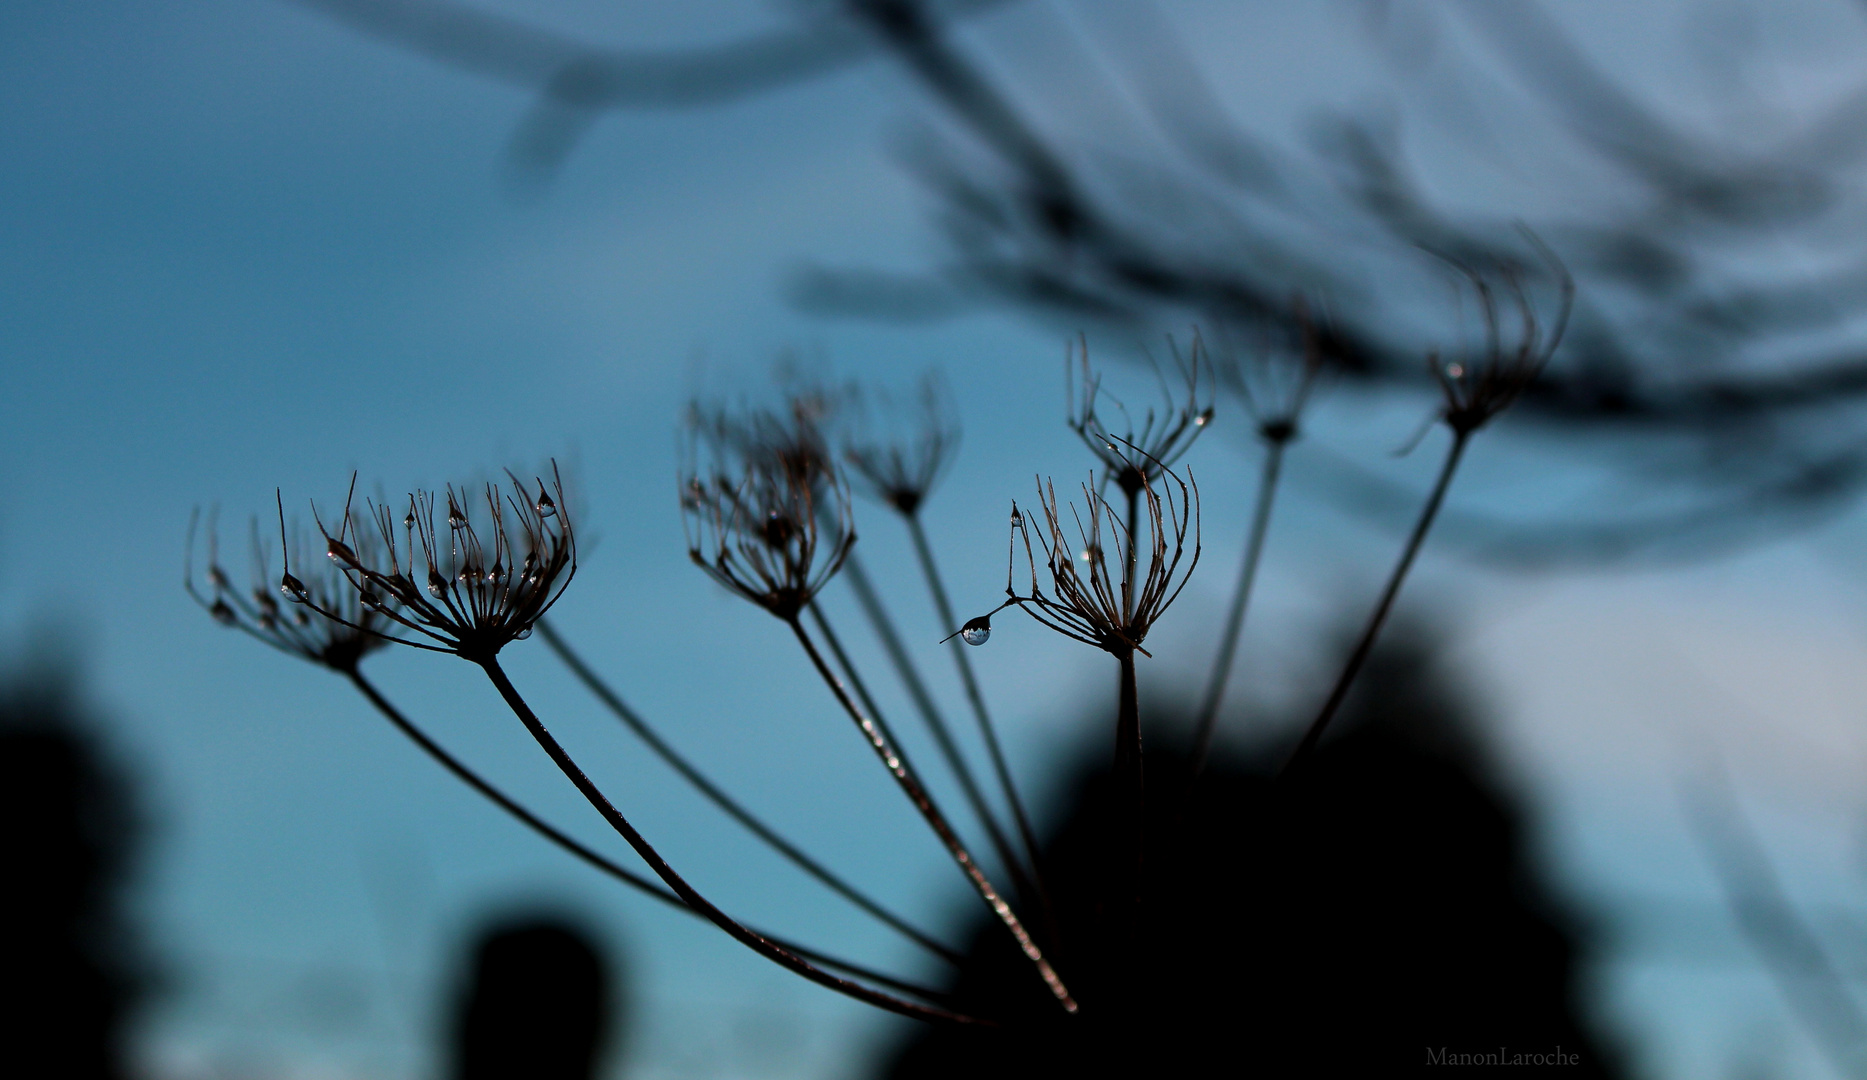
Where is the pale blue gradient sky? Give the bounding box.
[7,2,1867,1077]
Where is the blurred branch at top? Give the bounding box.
[303,0,1867,562]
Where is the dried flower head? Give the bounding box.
[289,467,575,659]
[1216,297,1327,445]
[1428,239,1575,436]
[979,452,1200,658]
[843,373,960,517]
[686,385,844,492]
[186,503,397,672]
[682,409,855,622]
[1067,334,1215,498]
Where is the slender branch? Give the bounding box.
[535,619,960,964]
[1110,649,1144,1022]
[903,514,1049,901]
[472,653,992,1026]
[1189,436,1288,777]
[837,549,1032,889]
[1122,485,1140,624]
[786,617,1079,1014]
[342,667,947,1002]
[1281,430,1470,776]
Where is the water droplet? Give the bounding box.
[959,616,991,647]
[1445,362,1465,379]
[293,610,310,627]
[1194,408,1213,427]
[210,599,236,625]
[514,627,533,641]
[447,498,467,529]
[403,510,416,529]
[327,538,359,567]
[427,569,448,598]
[253,590,278,616]
[536,492,558,518]
[359,588,381,609]
[207,566,230,590]
[280,573,309,602]
[486,562,502,584]
[1010,507,1024,528]
[257,612,277,630]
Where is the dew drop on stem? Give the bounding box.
[960,616,991,646]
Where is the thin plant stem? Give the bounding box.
[1188,436,1288,778]
[473,654,991,1026]
[786,617,1080,1015]
[1122,486,1140,623]
[903,514,1048,896]
[837,549,1033,888]
[1111,648,1144,1020]
[1281,430,1470,776]
[343,667,947,1003]
[536,619,960,964]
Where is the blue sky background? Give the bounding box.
[8,1,1867,1077]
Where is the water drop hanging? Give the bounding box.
[959,616,991,647]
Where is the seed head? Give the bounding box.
[1067,334,1214,498]
[289,465,575,659]
[1427,236,1574,436]
[974,450,1200,658]
[1216,297,1327,445]
[186,501,397,672]
[682,404,855,622]
[843,372,960,518]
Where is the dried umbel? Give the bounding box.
[1067,335,1214,498]
[1429,244,1575,436]
[682,426,855,623]
[294,468,575,660]
[998,455,1200,659]
[187,505,396,673]
[843,373,960,517]
[1216,297,1327,446]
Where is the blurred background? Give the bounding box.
[9,0,1867,1075]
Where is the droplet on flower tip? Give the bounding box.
[959,616,991,647]
[207,566,230,590]
[327,538,359,566]
[1446,362,1465,378]
[427,569,448,598]
[403,511,416,529]
[1194,408,1213,427]
[514,627,533,641]
[280,573,309,602]
[359,588,381,608]
[486,563,502,584]
[1010,507,1024,528]
[535,492,557,518]
[210,599,236,625]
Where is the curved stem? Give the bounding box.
[536,620,960,964]
[1281,429,1470,776]
[904,515,1049,898]
[1189,436,1288,778]
[343,667,944,1002]
[836,550,1030,891]
[786,618,1079,1015]
[473,654,990,1026]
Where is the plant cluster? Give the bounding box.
[194,249,1570,1032]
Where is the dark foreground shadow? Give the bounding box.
[0,671,147,1080]
[451,916,621,1080]
[881,638,1624,1077]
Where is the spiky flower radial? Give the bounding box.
[1067,335,1214,498]
[290,467,575,659]
[188,505,396,672]
[998,455,1200,658]
[681,422,854,623]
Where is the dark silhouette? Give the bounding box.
[879,634,1623,1076]
[451,916,620,1080]
[0,669,148,1080]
